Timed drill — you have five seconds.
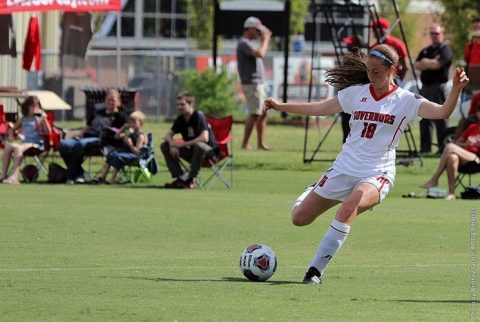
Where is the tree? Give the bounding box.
[290,0,310,35]
[188,0,214,50]
[180,68,241,117]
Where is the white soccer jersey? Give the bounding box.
[334,84,425,181]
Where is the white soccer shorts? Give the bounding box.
[312,168,393,203]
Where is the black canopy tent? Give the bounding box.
[212,0,291,103]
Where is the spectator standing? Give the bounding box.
[415,24,452,154]
[372,18,408,83]
[464,17,480,66]
[454,18,480,141]
[236,16,271,150]
[161,92,217,189]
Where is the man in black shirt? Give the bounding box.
[415,24,452,154]
[161,92,217,189]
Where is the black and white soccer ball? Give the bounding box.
[239,243,277,282]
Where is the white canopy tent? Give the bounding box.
[0,89,71,111]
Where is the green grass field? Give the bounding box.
[0,118,478,321]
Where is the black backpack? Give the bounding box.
[48,163,68,183]
[461,187,480,199]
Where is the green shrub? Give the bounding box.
[180,68,241,118]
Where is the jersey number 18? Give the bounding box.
[361,122,377,139]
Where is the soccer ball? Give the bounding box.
[239,243,277,282]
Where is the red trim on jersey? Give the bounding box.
[369,84,398,101]
[376,176,390,192]
[388,116,406,148]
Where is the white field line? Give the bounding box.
[0,263,468,273]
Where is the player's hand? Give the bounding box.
[263,97,280,113]
[466,137,476,146]
[260,26,272,40]
[169,140,183,148]
[452,67,469,90]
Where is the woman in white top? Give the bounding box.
[264,44,469,285]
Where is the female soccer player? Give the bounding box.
[264,44,469,284]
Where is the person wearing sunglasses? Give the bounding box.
[415,24,452,155]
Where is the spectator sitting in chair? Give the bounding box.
[161,92,217,189]
[1,96,51,184]
[96,111,147,184]
[453,92,480,140]
[420,104,480,200]
[59,89,127,184]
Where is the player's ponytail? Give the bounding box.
[325,44,399,90]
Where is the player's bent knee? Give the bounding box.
[444,143,457,153]
[446,153,458,164]
[291,208,312,226]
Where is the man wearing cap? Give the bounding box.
[415,23,452,154]
[237,16,272,150]
[371,18,408,82]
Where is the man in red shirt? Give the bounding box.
[464,17,480,66]
[371,18,408,82]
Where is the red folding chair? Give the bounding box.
[0,104,7,149]
[176,115,234,189]
[22,111,63,178]
[45,111,64,156]
[203,115,234,189]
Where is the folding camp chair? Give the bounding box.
[203,115,234,189]
[121,132,159,184]
[0,104,7,149]
[22,138,50,178]
[176,115,234,189]
[22,111,62,178]
[455,161,480,189]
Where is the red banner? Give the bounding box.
[0,0,121,13]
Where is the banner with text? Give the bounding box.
[0,0,121,13]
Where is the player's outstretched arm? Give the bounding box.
[263,97,342,116]
[418,68,469,120]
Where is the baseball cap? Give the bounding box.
[370,18,390,29]
[244,16,262,30]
